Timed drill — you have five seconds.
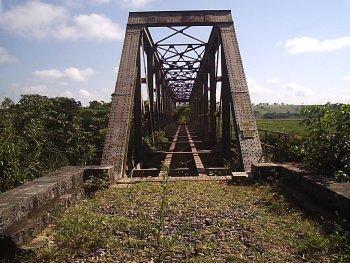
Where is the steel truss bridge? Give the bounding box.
[101,10,263,181]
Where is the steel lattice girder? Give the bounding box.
[101,25,142,179]
[219,24,262,171]
[102,10,262,178]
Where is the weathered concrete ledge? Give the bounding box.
[252,163,350,220]
[0,165,114,248]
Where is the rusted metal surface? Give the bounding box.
[101,26,141,179]
[185,125,207,176]
[219,24,263,172]
[128,10,233,27]
[102,10,262,178]
[159,126,180,178]
[116,175,232,183]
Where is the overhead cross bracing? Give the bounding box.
[152,26,208,102]
[101,10,263,181]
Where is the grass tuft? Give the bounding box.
[21,182,350,262]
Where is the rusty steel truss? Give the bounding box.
[101,10,263,180]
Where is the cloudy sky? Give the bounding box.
[1,0,350,105]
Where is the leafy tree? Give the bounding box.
[0,95,110,193]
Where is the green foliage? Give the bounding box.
[257,105,350,176]
[54,208,114,251]
[0,95,110,193]
[291,104,350,181]
[334,170,349,183]
[83,171,110,196]
[143,131,169,151]
[175,105,191,124]
[257,119,304,162]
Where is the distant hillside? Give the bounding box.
[252,104,304,119]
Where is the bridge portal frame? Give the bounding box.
[101,10,262,180]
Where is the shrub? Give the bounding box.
[175,105,190,124]
[0,96,110,193]
[293,104,350,181]
[143,131,169,151]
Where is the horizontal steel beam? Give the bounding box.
[144,150,211,154]
[128,10,233,27]
[131,167,232,177]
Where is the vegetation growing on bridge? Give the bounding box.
[20,181,350,262]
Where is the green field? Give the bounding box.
[256,119,304,133]
[253,104,303,119]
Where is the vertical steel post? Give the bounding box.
[146,49,155,134]
[134,51,142,165]
[221,45,231,153]
[155,68,161,130]
[203,67,209,140]
[209,48,217,145]
[220,23,263,171]
[101,26,142,179]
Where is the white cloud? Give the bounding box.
[284,82,314,98]
[266,77,279,84]
[0,1,123,41]
[60,90,74,97]
[344,74,350,80]
[249,78,349,104]
[56,13,124,41]
[62,0,155,8]
[247,77,275,104]
[34,67,95,82]
[22,84,48,95]
[79,89,93,97]
[0,1,67,38]
[76,87,113,104]
[64,68,95,81]
[282,36,350,54]
[90,0,111,3]
[310,93,350,104]
[247,77,269,94]
[120,0,155,8]
[247,77,273,97]
[0,46,18,64]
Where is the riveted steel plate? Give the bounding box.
[220,24,263,172]
[128,10,233,27]
[101,26,141,180]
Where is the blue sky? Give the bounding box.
[1,0,350,105]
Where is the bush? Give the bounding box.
[143,131,169,151]
[175,105,190,124]
[0,95,110,193]
[292,104,350,181]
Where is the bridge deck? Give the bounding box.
[121,124,247,182]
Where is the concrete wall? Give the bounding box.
[0,165,113,248]
[252,163,350,220]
